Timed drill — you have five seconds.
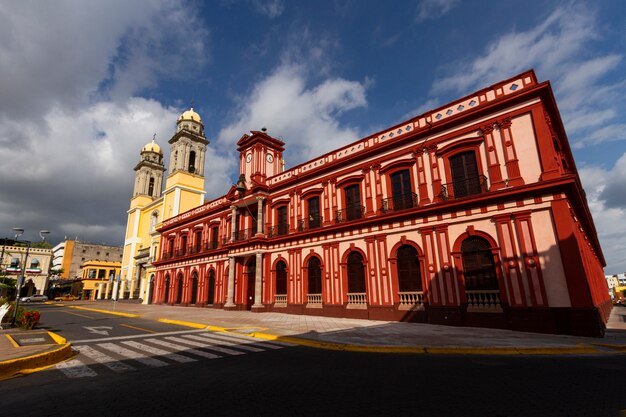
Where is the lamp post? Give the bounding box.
[11,228,48,327]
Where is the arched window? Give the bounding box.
[148,177,155,196]
[163,275,170,303]
[29,258,40,270]
[347,252,366,293]
[207,270,215,304]
[176,274,183,304]
[191,272,198,304]
[188,150,196,173]
[396,245,421,291]
[308,257,322,295]
[276,261,287,295]
[461,236,498,291]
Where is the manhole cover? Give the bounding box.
[9,332,56,346]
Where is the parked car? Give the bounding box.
[20,294,48,303]
[54,294,78,301]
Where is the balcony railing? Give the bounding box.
[439,175,489,200]
[335,205,365,224]
[381,193,418,213]
[465,290,502,313]
[267,224,289,238]
[398,291,424,310]
[204,241,219,251]
[274,294,287,306]
[297,214,323,232]
[234,228,256,242]
[347,292,367,308]
[307,293,322,306]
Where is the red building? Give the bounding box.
[151,70,609,337]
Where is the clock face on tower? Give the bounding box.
[246,153,252,163]
[266,153,273,163]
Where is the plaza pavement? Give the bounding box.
[3,299,626,379]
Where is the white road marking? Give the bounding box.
[72,328,207,344]
[207,333,287,349]
[75,345,135,373]
[97,342,168,367]
[120,340,197,363]
[212,332,296,347]
[194,333,266,352]
[144,338,221,359]
[56,358,97,378]
[177,335,245,356]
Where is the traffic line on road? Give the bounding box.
[120,340,197,363]
[63,305,141,318]
[62,310,95,319]
[71,328,208,344]
[56,358,98,378]
[144,338,221,359]
[75,345,135,373]
[179,334,246,356]
[97,342,168,367]
[120,323,159,333]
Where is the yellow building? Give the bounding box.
[79,260,121,300]
[118,108,207,302]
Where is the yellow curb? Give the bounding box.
[158,318,209,329]
[61,305,140,318]
[591,343,626,352]
[0,336,73,380]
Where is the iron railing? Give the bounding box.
[335,204,365,223]
[267,224,289,238]
[439,175,488,200]
[233,228,256,242]
[380,192,418,213]
[297,214,323,232]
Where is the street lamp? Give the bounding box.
[10,228,48,327]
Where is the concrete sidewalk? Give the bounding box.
[3,300,626,379]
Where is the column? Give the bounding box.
[253,252,263,308]
[256,197,264,235]
[480,125,504,189]
[142,277,153,305]
[97,283,104,300]
[498,118,524,186]
[230,206,237,242]
[224,256,236,307]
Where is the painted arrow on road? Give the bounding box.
[83,326,113,336]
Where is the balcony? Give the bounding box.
[398,291,424,310]
[203,241,219,251]
[465,290,503,313]
[297,214,323,232]
[335,204,365,224]
[380,192,418,213]
[267,224,289,238]
[234,228,256,242]
[439,175,489,201]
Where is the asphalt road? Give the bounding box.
[3,303,626,417]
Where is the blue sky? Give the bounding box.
[0,0,624,273]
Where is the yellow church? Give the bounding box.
[117,108,208,303]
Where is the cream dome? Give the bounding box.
[177,107,202,124]
[142,140,162,154]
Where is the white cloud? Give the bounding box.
[217,63,367,163]
[415,0,460,22]
[580,158,626,274]
[0,0,210,245]
[252,0,285,18]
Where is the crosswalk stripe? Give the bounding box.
[120,340,197,363]
[206,333,286,350]
[194,333,265,352]
[75,345,135,373]
[177,335,245,356]
[97,342,168,367]
[212,331,296,347]
[56,358,98,378]
[144,338,221,359]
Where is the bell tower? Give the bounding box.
[132,138,166,200]
[237,128,285,187]
[162,108,208,218]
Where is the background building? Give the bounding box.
[0,243,52,298]
[52,240,123,280]
[79,260,122,300]
[118,108,207,302]
[151,70,608,337]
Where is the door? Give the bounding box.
[344,184,362,220]
[390,169,413,210]
[208,270,215,305]
[450,151,480,198]
[246,260,256,310]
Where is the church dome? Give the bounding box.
[177,107,202,124]
[142,139,162,154]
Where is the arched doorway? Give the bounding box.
[208,270,215,305]
[275,260,287,304]
[347,251,366,305]
[307,257,322,305]
[148,274,155,304]
[245,259,256,310]
[163,275,170,304]
[191,272,198,305]
[176,273,183,304]
[461,236,501,311]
